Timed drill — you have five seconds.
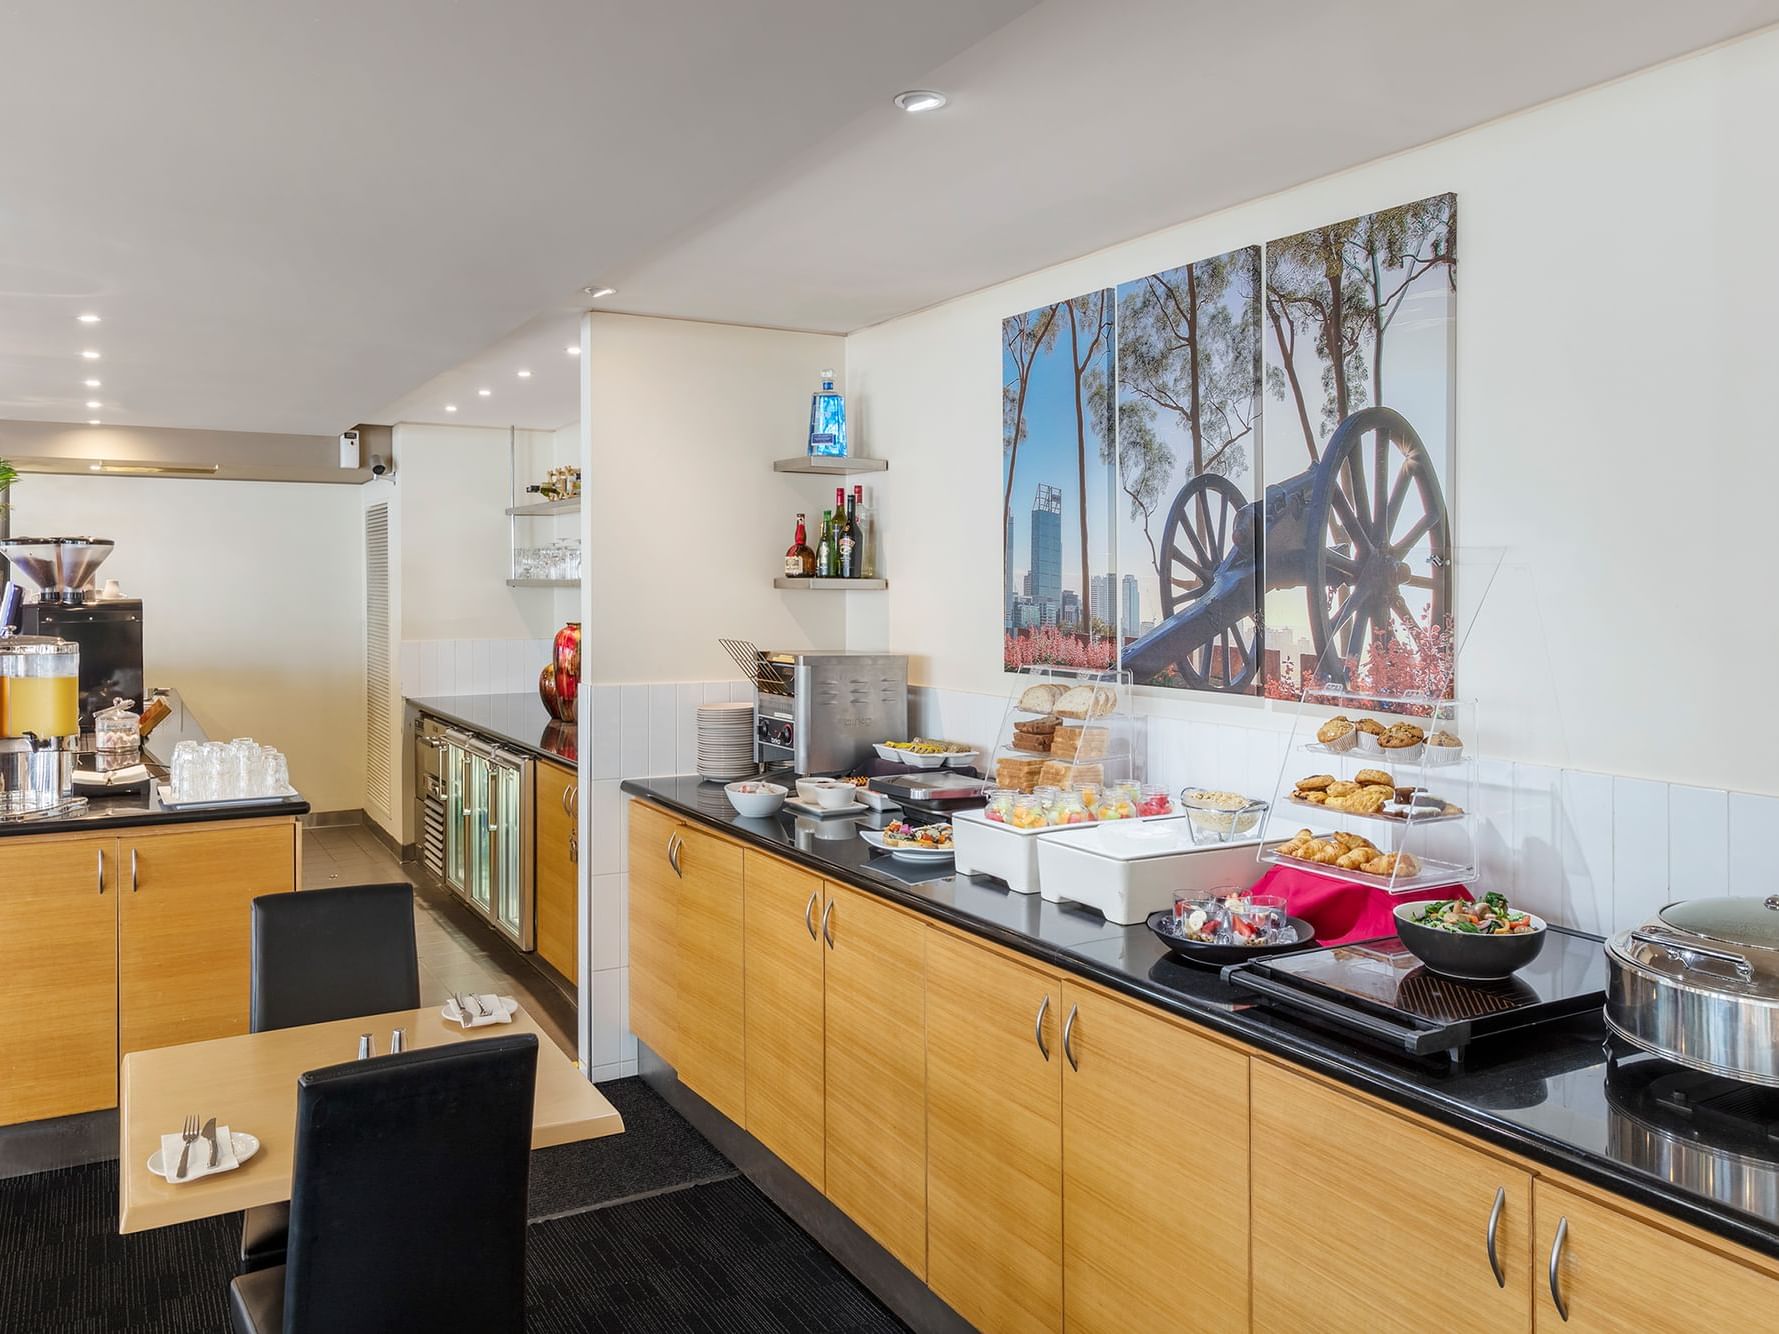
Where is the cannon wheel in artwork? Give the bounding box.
[1158,472,1259,690]
[1302,406,1452,682]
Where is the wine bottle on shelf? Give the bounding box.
[784,513,816,578]
[815,509,834,578]
[855,484,877,579]
[839,492,861,579]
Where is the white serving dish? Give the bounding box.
[1036,819,1277,925]
[856,786,899,811]
[785,796,867,818]
[951,806,1079,894]
[858,828,955,862]
[872,743,948,769]
[794,776,857,810]
[723,780,786,817]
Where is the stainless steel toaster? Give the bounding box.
[753,650,908,776]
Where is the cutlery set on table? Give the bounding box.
[149,1114,260,1183]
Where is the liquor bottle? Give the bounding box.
[855,484,877,579]
[806,369,848,458]
[783,513,815,578]
[839,493,861,579]
[815,510,834,578]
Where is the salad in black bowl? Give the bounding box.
[1394,892,1546,981]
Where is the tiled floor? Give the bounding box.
[300,823,579,1059]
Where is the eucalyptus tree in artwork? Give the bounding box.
[1063,290,1113,624]
[1002,304,1061,538]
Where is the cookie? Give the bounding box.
[1326,780,1359,798]
[1354,768,1393,787]
[1296,773,1335,791]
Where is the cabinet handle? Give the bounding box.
[1485,1185,1505,1288]
[666,833,682,878]
[1062,1003,1079,1071]
[130,848,138,893]
[96,846,105,895]
[561,785,572,815]
[570,785,579,819]
[821,898,835,948]
[568,835,578,865]
[1547,1216,1569,1322]
[1033,993,1050,1062]
[804,890,819,941]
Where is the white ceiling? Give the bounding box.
[4,0,1775,437]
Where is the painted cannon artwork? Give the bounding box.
[1003,192,1456,699]
[1122,405,1452,690]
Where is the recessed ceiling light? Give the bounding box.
[87,419,101,426]
[516,369,532,378]
[564,345,580,356]
[582,285,616,299]
[84,378,101,388]
[85,399,102,409]
[893,89,947,113]
[77,313,102,324]
[477,388,492,397]
[444,403,458,413]
[81,349,101,360]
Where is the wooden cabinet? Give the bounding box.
[0,835,119,1125]
[742,852,826,1186]
[626,800,682,1065]
[1251,1060,1532,1334]
[1532,1178,1779,1331]
[118,819,297,1056]
[823,882,927,1278]
[926,928,1064,1334]
[533,760,578,983]
[1060,981,1250,1333]
[673,824,746,1123]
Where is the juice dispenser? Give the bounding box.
[0,635,80,814]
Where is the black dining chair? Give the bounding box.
[241,882,421,1271]
[226,1034,538,1334]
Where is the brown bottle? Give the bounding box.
[784,513,816,578]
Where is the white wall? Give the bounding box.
[7,475,366,811]
[582,312,849,682]
[393,421,577,642]
[844,28,1779,798]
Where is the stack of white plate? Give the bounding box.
[697,702,757,781]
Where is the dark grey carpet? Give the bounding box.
[527,1077,737,1220]
[0,1079,903,1333]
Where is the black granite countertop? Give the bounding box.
[624,772,1779,1262]
[406,693,576,767]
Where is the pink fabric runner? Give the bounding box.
[1254,865,1473,946]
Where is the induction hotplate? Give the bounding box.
[1222,926,1608,1061]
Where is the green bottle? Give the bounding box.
[815,509,834,578]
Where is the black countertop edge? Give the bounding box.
[405,693,576,768]
[0,793,311,838]
[621,774,1779,1263]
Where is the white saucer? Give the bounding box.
[148,1130,260,1181]
[785,797,867,818]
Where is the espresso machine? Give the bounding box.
[0,537,144,729]
[0,634,81,818]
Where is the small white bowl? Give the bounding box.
[795,777,857,810]
[724,780,787,817]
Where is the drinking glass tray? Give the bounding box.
[156,782,299,811]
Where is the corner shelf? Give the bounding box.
[774,577,887,591]
[506,497,580,517]
[506,578,580,588]
[773,457,889,476]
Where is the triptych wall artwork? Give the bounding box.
[1001,192,1457,699]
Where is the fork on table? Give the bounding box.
[175,1114,200,1181]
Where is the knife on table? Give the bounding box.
[201,1116,218,1169]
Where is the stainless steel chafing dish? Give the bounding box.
[1605,896,1779,1087]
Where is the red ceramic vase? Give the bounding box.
[540,622,581,722]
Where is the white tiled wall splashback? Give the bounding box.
[399,638,559,697]
[906,684,1779,939]
[582,679,748,1080]
[585,678,1779,1073]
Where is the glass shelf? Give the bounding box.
[506,578,579,588]
[505,498,580,517]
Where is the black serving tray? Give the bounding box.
[1221,925,1608,1061]
[1146,911,1317,969]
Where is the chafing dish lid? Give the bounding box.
[1613,896,1779,998]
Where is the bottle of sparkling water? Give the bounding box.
[807,369,848,458]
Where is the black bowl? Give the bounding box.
[1393,902,1547,981]
[1145,910,1317,969]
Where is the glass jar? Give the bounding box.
[1008,794,1048,830]
[1138,783,1172,817]
[1051,791,1092,826]
[0,636,80,739]
[982,787,1016,823]
[94,698,140,753]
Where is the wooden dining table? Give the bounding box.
[118,1003,624,1233]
